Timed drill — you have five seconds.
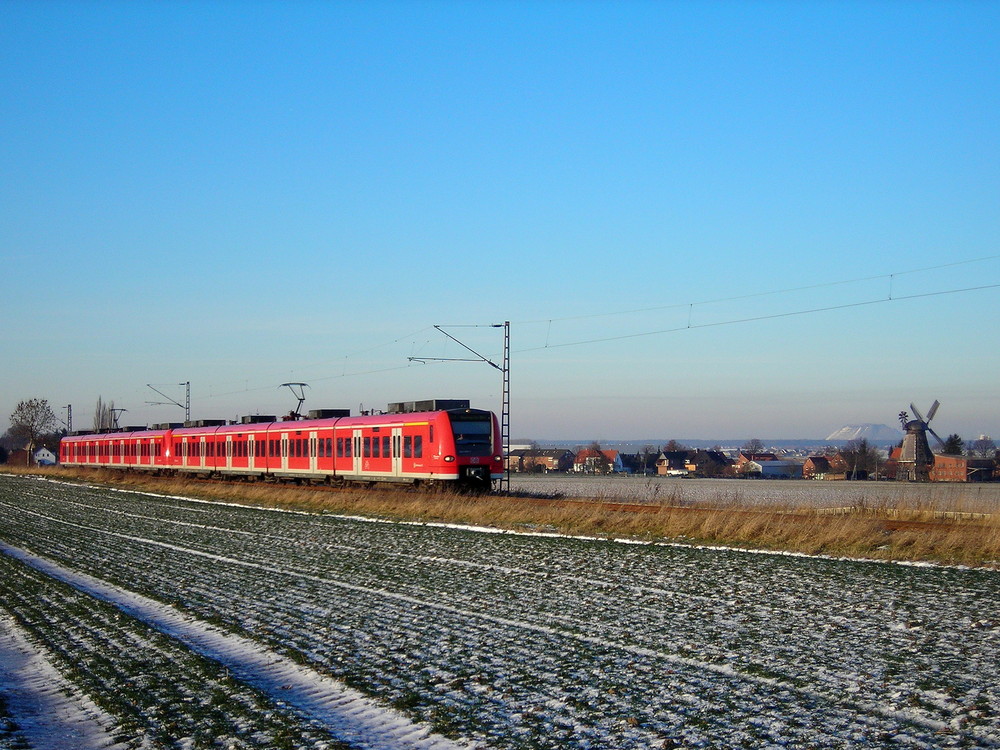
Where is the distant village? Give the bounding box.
[507,435,1000,483]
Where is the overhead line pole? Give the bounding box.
[146,382,191,423]
[409,321,510,493]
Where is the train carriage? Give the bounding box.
[59,401,502,489]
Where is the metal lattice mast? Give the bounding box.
[501,321,510,493]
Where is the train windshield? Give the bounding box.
[449,413,493,456]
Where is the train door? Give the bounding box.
[281,433,289,473]
[352,429,363,476]
[248,435,256,472]
[309,431,318,474]
[225,436,232,471]
[392,427,403,477]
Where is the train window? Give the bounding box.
[337,437,351,458]
[429,426,434,443]
[450,415,493,456]
[382,435,391,457]
[403,436,412,458]
[363,436,371,457]
[414,435,423,458]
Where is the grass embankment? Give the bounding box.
[6,466,1000,568]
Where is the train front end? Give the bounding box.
[442,407,504,489]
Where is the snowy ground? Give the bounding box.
[1,474,999,749]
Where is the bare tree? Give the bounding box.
[9,399,57,464]
[93,396,116,431]
[586,441,612,474]
[841,438,879,479]
[969,436,997,459]
[639,444,657,474]
[741,438,765,458]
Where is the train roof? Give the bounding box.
[62,407,494,442]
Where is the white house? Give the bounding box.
[33,447,57,466]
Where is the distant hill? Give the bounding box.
[824,424,901,444]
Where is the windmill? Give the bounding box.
[896,400,944,481]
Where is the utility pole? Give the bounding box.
[409,321,510,493]
[500,321,510,493]
[60,404,72,434]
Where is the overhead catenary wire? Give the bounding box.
[509,252,1000,327]
[517,281,1000,352]
[194,254,1000,400]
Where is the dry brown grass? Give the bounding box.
[6,466,999,568]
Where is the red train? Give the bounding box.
[59,400,503,489]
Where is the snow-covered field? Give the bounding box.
[510,473,1000,511]
[1,474,999,749]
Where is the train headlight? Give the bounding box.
[444,455,455,462]
[493,455,502,463]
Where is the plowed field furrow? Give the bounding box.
[2,475,999,749]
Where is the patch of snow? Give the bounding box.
[0,613,126,750]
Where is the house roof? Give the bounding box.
[574,448,619,463]
[509,449,573,458]
[739,451,778,461]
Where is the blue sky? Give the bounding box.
[2,0,999,442]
